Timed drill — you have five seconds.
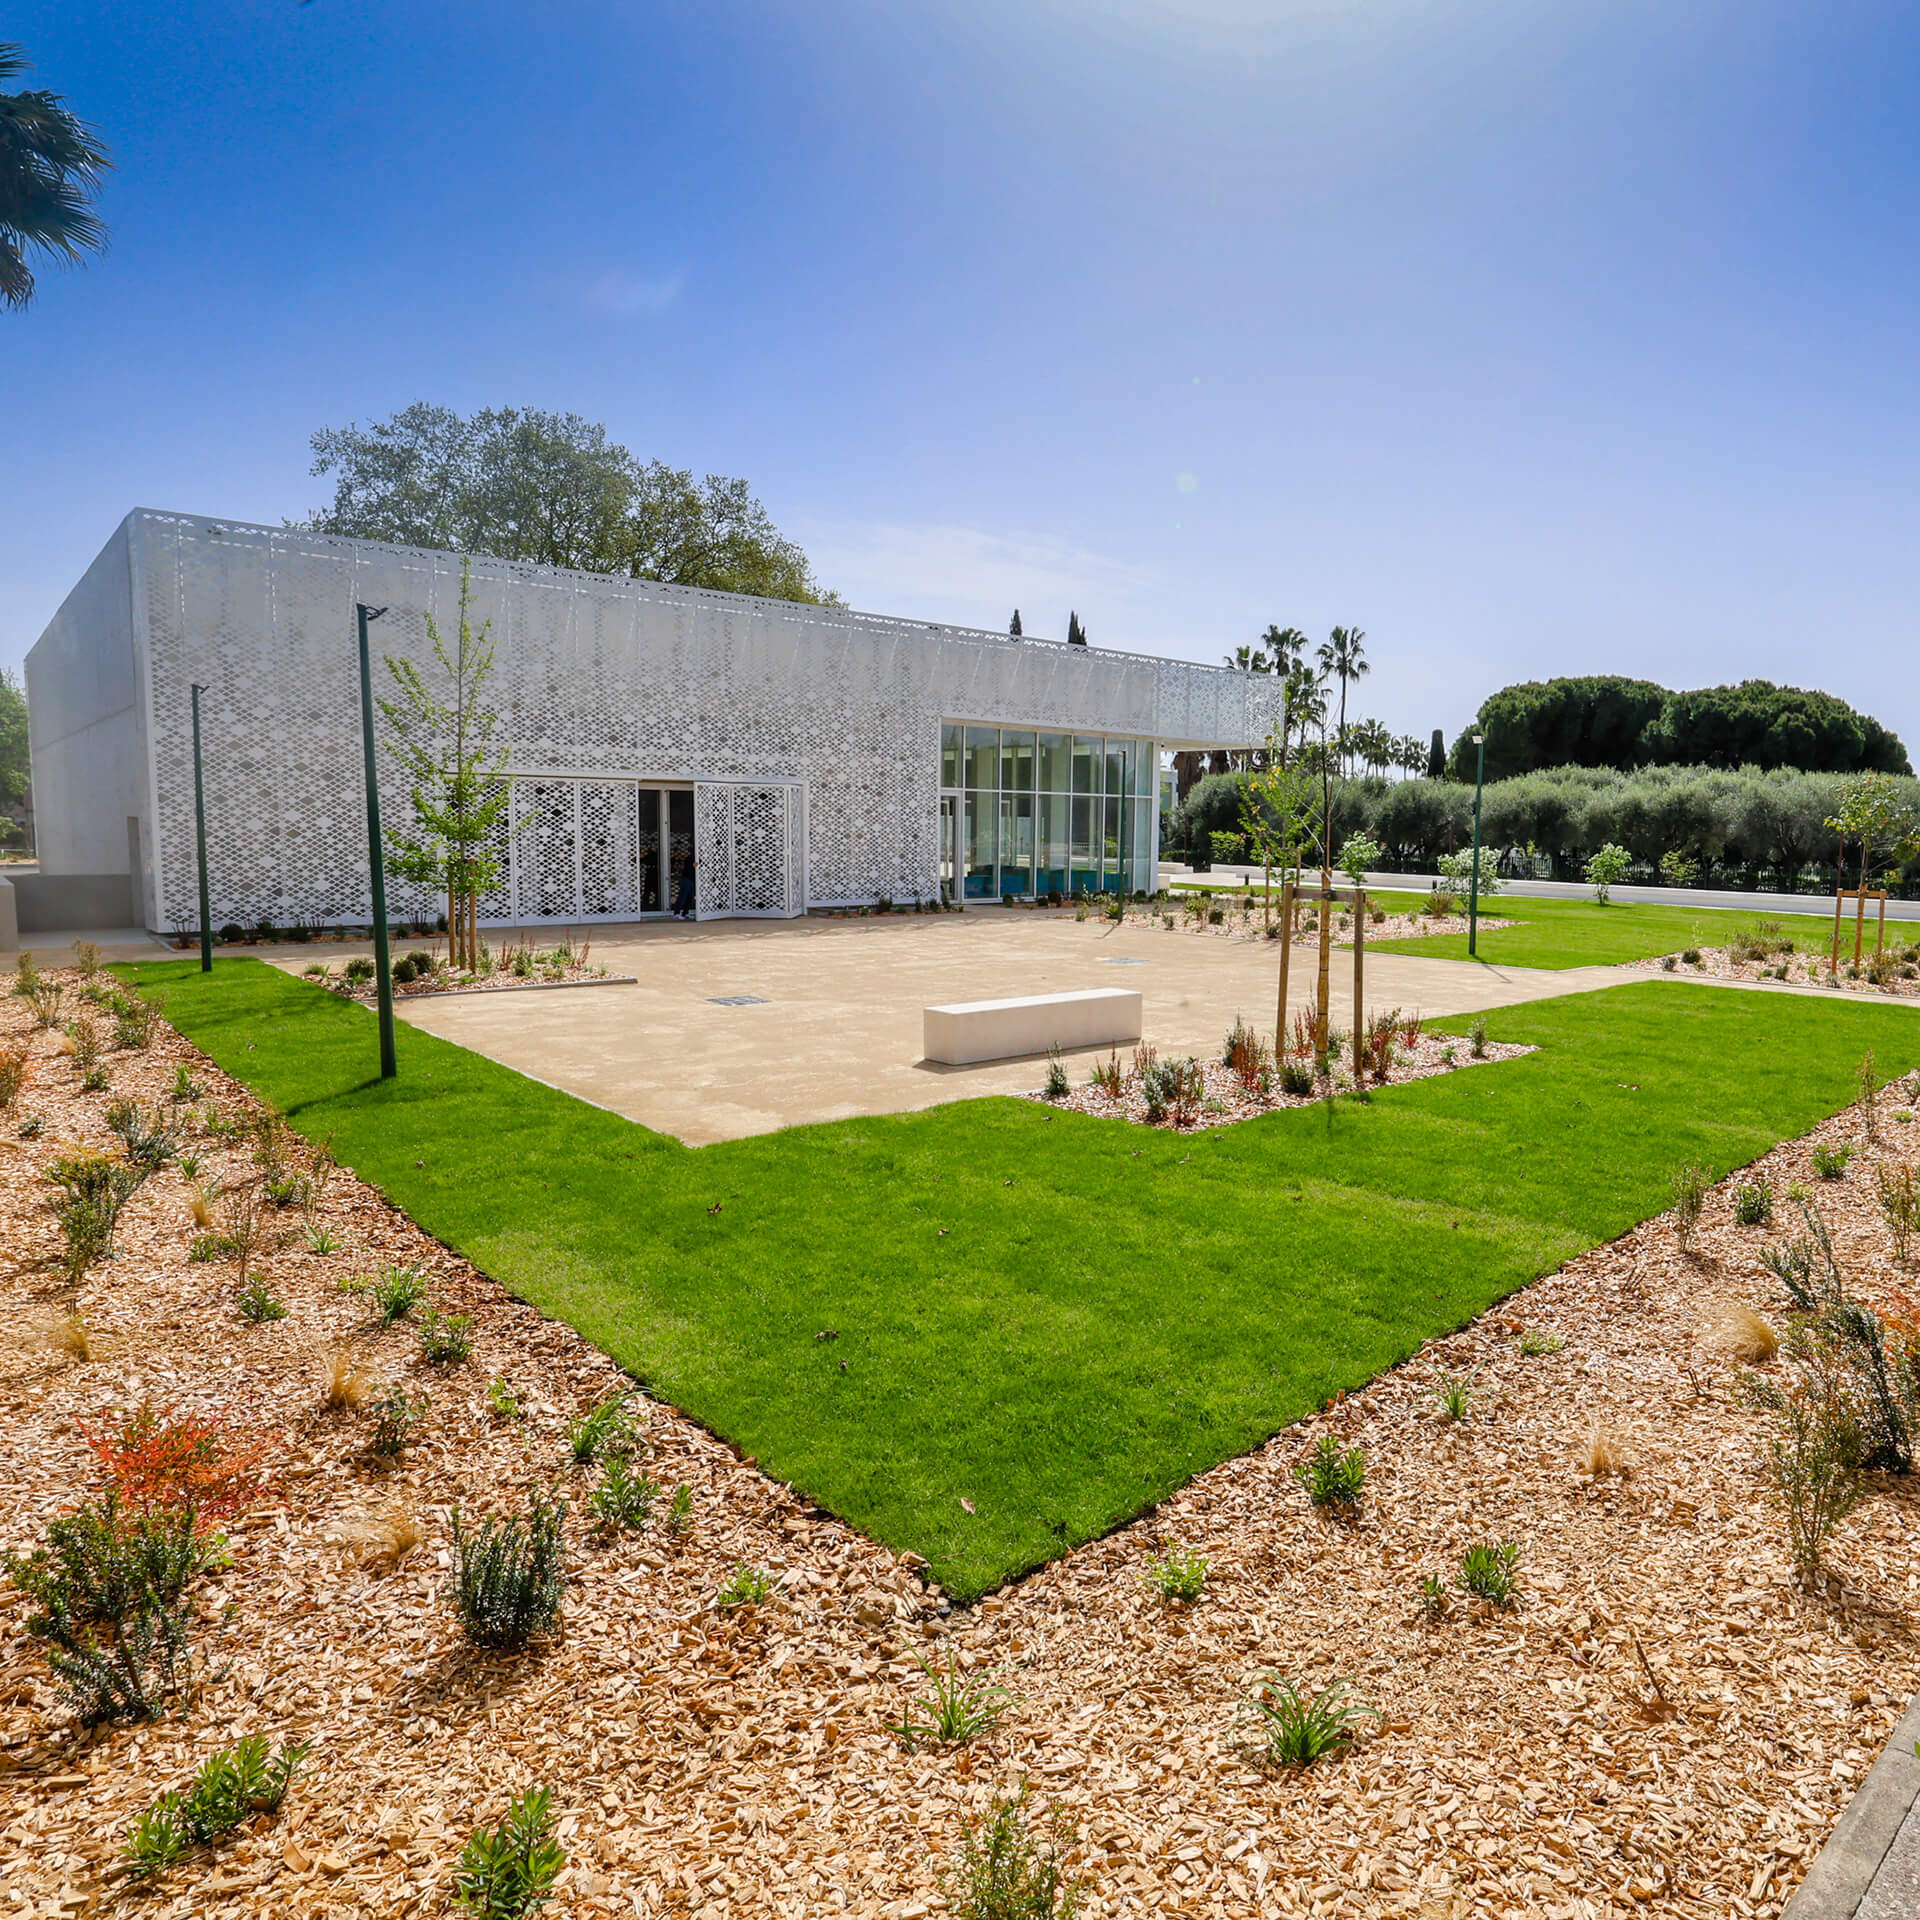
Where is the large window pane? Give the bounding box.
[998,792,1033,895]
[965,726,999,791]
[1037,733,1072,793]
[1127,799,1152,891]
[1135,744,1158,797]
[1101,796,1122,890]
[941,723,962,790]
[964,790,997,897]
[1105,739,1132,799]
[1070,795,1097,893]
[1037,793,1069,895]
[1000,730,1036,793]
[1071,737,1103,794]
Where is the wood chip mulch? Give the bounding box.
[4,970,1920,1919]
[1137,908,1516,946]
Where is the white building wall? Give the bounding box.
[30,511,1284,931]
[24,520,152,890]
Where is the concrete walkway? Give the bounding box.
[378,909,1638,1145]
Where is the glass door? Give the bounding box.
[939,794,959,905]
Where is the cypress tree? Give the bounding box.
[1066,611,1087,647]
[1009,609,1022,637]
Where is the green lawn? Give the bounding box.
[1367,892,1917,970]
[127,961,1920,1598]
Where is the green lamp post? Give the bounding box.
[1467,729,1487,957]
[190,683,213,973]
[355,603,397,1080]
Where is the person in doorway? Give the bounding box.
[672,853,696,919]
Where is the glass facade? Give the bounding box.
[941,722,1155,899]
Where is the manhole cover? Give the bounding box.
[707,994,769,1006]
[1098,957,1147,965]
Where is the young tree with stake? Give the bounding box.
[379,562,512,971]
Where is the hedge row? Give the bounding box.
[1172,763,1920,891]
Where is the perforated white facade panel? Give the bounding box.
[28,512,1283,931]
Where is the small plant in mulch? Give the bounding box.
[450,1495,567,1648]
[1456,1540,1521,1609]
[416,1306,474,1366]
[588,1454,657,1534]
[1670,1160,1709,1252]
[1732,1181,1773,1228]
[1878,1165,1919,1264]
[79,1401,271,1531]
[1144,1544,1208,1603]
[486,1375,523,1421]
[567,1390,641,1466]
[1041,1046,1069,1101]
[887,1648,1014,1751]
[0,1040,34,1107]
[1416,1573,1451,1622]
[453,1785,566,1920]
[110,988,162,1050]
[1242,1674,1378,1768]
[714,1562,778,1612]
[938,1790,1083,1920]
[1518,1328,1564,1357]
[121,1735,310,1882]
[664,1482,693,1537]
[367,1387,427,1455]
[364,1262,428,1322]
[1293,1433,1366,1512]
[47,1150,145,1279]
[1428,1367,1480,1423]
[1812,1141,1853,1180]
[235,1276,288,1324]
[105,1097,180,1173]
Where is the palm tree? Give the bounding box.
[1317,626,1369,776]
[0,44,111,311]
[1224,642,1271,673]
[1280,665,1326,768]
[1397,734,1426,779]
[1262,625,1311,677]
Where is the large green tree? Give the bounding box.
[0,43,111,311]
[1449,675,1909,782]
[305,404,836,604]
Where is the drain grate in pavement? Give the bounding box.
[1098,957,1147,964]
[707,994,770,1006]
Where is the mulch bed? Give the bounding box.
[1631,946,1920,1001]
[1029,1032,1534,1128]
[1133,905,1516,945]
[5,969,1920,1918]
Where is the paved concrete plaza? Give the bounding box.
[371,908,1639,1146]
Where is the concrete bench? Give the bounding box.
[922,987,1143,1066]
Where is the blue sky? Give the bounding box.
[6,0,1919,755]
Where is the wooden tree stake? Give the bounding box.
[1352,887,1367,1083]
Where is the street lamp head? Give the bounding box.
[1471,731,1484,746]
[358,603,388,623]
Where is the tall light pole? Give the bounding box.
[355,603,397,1080]
[1467,729,1487,958]
[190,684,213,973]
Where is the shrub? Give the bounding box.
[1468,1015,1487,1059]
[1733,1181,1773,1228]
[1670,1160,1709,1251]
[235,1277,288,1324]
[486,1375,522,1421]
[1682,947,1702,965]
[1088,1051,1125,1099]
[1140,1055,1204,1126]
[1424,888,1460,916]
[416,1307,474,1365]
[1145,1545,1208,1603]
[367,1387,426,1455]
[1741,1341,1866,1587]
[112,991,161,1050]
[1858,1048,1881,1140]
[121,1736,311,1881]
[0,1042,31,1108]
[1879,1165,1919,1264]
[450,1495,567,1647]
[4,1495,204,1723]
[105,1099,180,1173]
[1278,1057,1313,1097]
[301,1223,340,1254]
[939,1792,1081,1920]
[1223,1018,1271,1095]
[1041,1046,1068,1101]
[1209,831,1245,864]
[665,1483,693,1536]
[1660,953,1677,970]
[588,1454,656,1533]
[47,1151,143,1279]
[367,1263,428,1322]
[1294,1433,1366,1510]
[67,1015,102,1073]
[887,1649,1013,1750]
[25,977,65,1028]
[80,1402,271,1529]
[1518,1328,1564,1357]
[1813,1141,1853,1180]
[1457,1540,1521,1607]
[1243,1674,1376,1767]
[1703,1300,1779,1363]
[343,955,376,983]
[453,1785,565,1920]
[567,1391,640,1465]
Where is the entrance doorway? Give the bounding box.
[486,779,694,922]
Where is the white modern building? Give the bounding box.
[27,510,1282,933]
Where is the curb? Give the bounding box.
[1784,1688,1920,1917]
